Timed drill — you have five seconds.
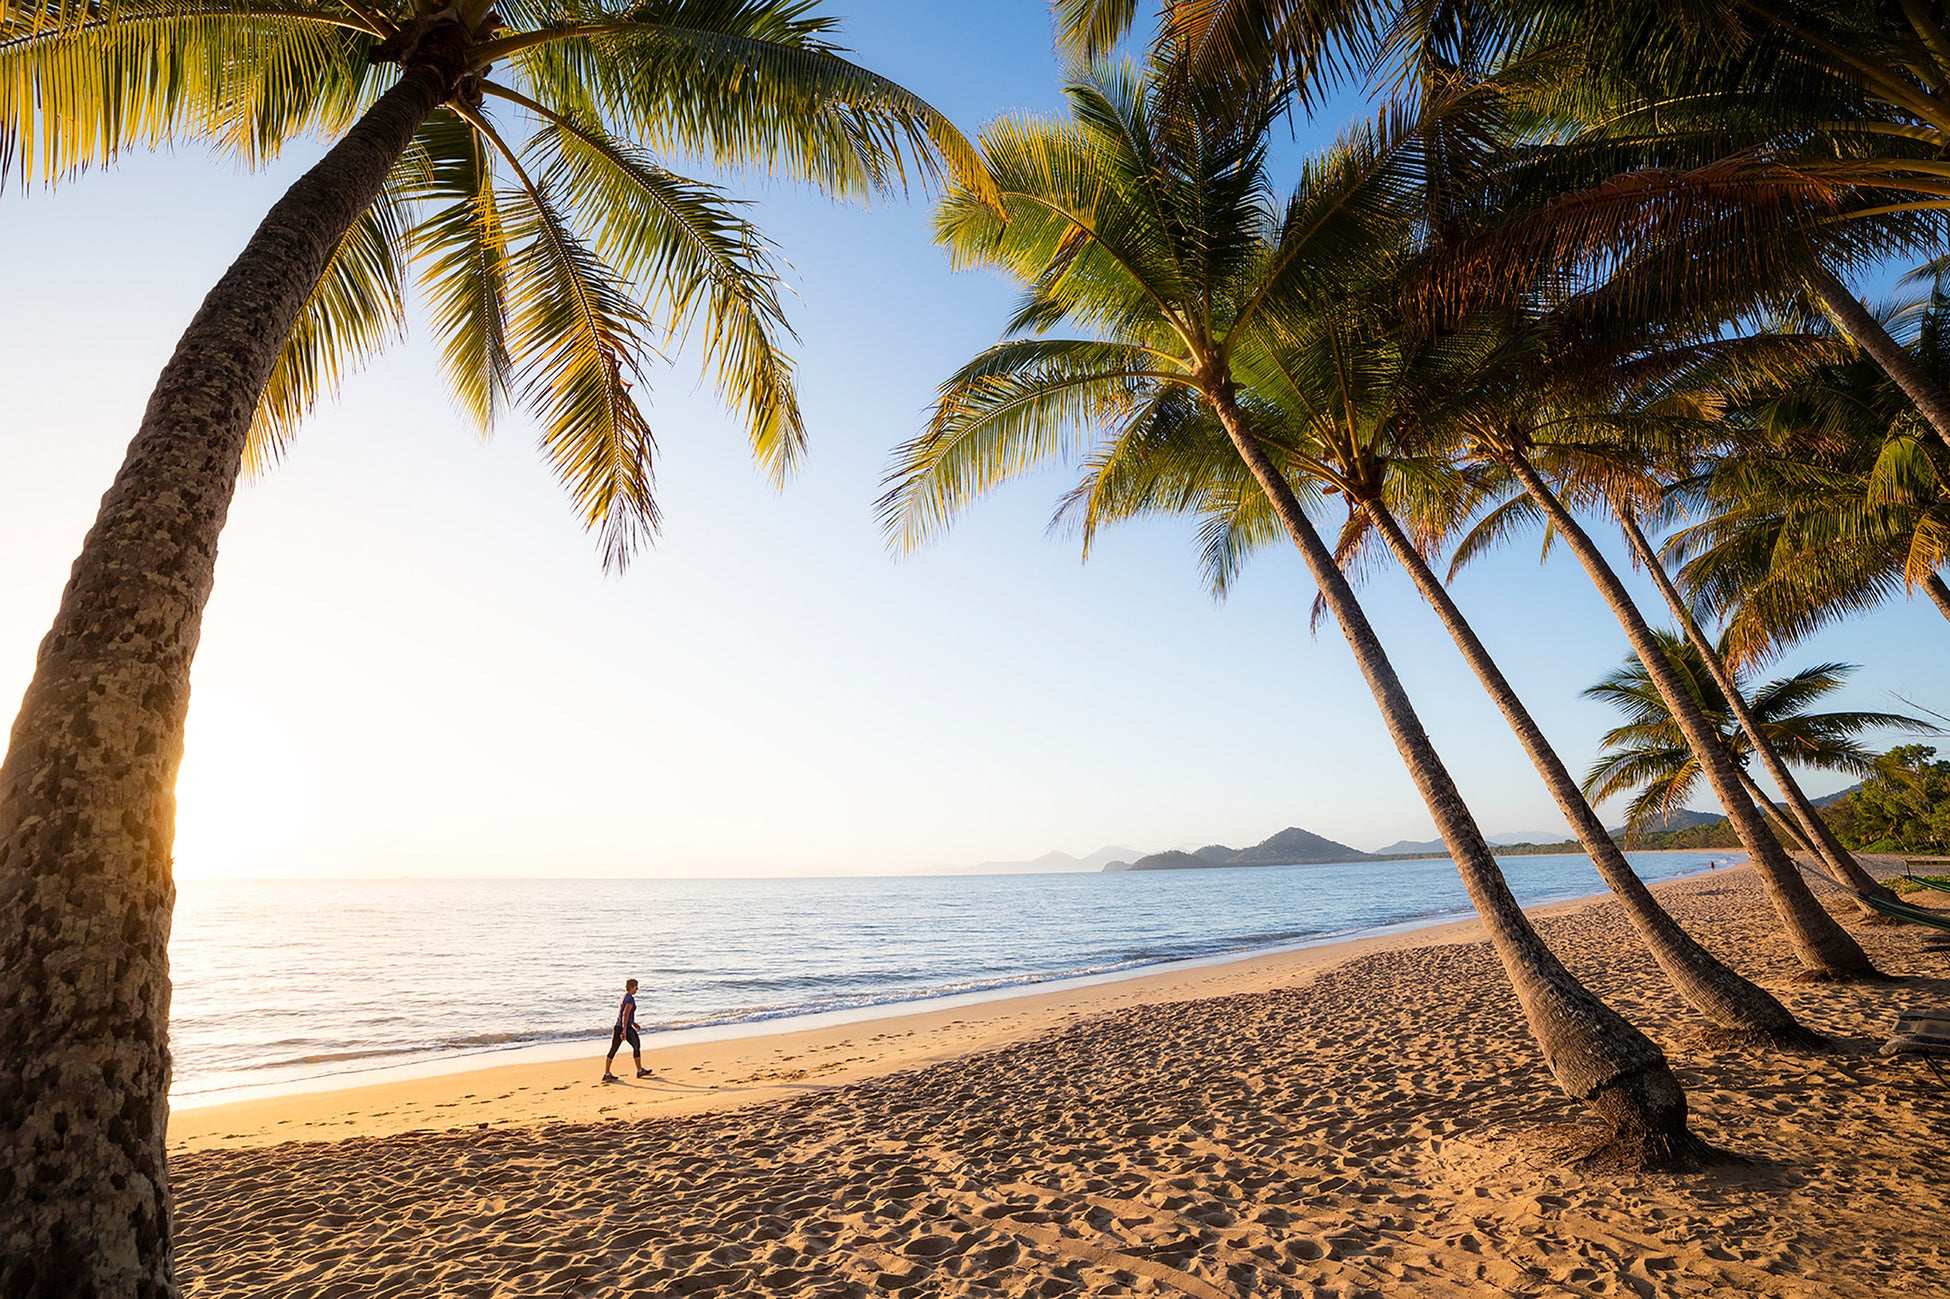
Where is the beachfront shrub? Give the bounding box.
[1825,746,1950,853]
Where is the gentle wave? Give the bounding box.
[167,852,1728,1096]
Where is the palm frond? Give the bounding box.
[246,154,409,468]
[408,107,516,432]
[0,0,384,188]
[881,338,1183,553]
[500,0,995,208]
[484,113,662,571]
[518,95,804,480]
[1052,0,1140,62]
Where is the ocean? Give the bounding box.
[167,850,1731,1101]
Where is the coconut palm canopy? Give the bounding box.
[877,56,1432,551]
[1,0,990,566]
[878,46,1731,1167]
[1667,290,1950,662]
[1582,628,1937,835]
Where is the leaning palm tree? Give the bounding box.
[1445,331,1884,980]
[1056,296,1817,1046]
[1615,501,1904,899]
[0,1,987,1290]
[1583,631,1936,845]
[884,56,1711,1167]
[1488,331,1909,900]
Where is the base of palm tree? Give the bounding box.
[1689,1021,1831,1054]
[1580,1072,1725,1173]
[1787,964,1899,985]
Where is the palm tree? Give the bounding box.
[1614,503,1901,898]
[1527,0,1950,455]
[0,2,986,1289]
[1668,307,1950,655]
[1584,631,1936,846]
[1447,347,1884,980]
[1481,332,1909,901]
[884,56,1710,1167]
[1057,299,1816,1045]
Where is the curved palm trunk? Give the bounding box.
[1210,399,1708,1168]
[1505,453,1880,980]
[1729,765,1813,853]
[1360,500,1817,1047]
[1927,573,1950,623]
[1616,510,1892,901]
[0,66,451,1297]
[1808,263,1950,457]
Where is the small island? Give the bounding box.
[1104,826,1377,870]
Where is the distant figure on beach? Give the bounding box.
[604,978,650,1082]
[1709,859,1718,870]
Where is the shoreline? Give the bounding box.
[170,857,1950,1298]
[167,858,1734,1152]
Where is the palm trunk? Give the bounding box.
[1928,573,1950,623]
[0,66,450,1297]
[1808,263,1950,457]
[1616,510,1892,901]
[1210,396,1707,1168]
[1730,765,1811,853]
[1504,453,1880,980]
[1361,500,1816,1047]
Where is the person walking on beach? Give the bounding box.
[604,978,651,1082]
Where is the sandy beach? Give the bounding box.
[169,861,1950,1297]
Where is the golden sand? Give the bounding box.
[169,862,1950,1297]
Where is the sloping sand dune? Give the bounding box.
[171,866,1950,1298]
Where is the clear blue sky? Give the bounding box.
[1,2,1942,877]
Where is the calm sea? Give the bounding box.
[167,851,1730,1100]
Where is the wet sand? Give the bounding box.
[170,861,1950,1297]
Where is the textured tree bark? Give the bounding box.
[1361,499,1817,1048]
[0,67,448,1298]
[1208,394,1709,1169]
[1808,263,1950,456]
[1616,510,1892,901]
[1927,573,1950,623]
[1730,765,1812,853]
[1506,454,1880,980]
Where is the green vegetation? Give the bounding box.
[1582,633,1933,844]
[1826,746,1950,854]
[1895,874,1950,895]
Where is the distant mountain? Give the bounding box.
[1620,808,1724,835]
[960,846,1141,875]
[1105,826,1374,872]
[1373,837,1445,856]
[1104,849,1210,872]
[1231,826,1369,865]
[1491,807,1753,852]
[1373,830,1570,856]
[1812,784,1861,809]
[1489,830,1573,847]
